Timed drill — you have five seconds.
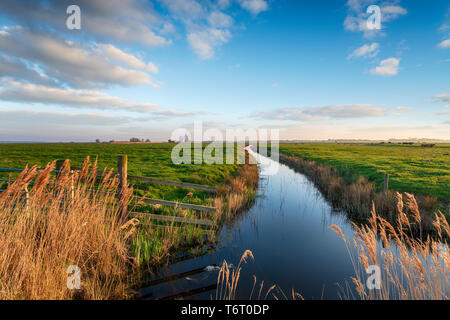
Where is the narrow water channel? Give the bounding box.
[140,151,360,300]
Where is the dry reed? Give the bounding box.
[330,193,449,300]
[215,163,259,219]
[279,154,444,236]
[216,250,304,300]
[0,158,133,299]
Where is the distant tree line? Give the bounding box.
[94,138,151,143]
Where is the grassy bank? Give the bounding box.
[279,143,450,200]
[279,153,447,236]
[131,162,258,266]
[218,194,450,300]
[0,143,240,204]
[0,143,259,299]
[330,195,449,300]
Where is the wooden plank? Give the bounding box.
[158,284,218,300]
[0,167,23,172]
[139,266,210,289]
[70,167,217,192]
[128,175,216,192]
[132,211,214,226]
[137,197,217,212]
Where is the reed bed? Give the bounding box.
[279,154,443,236]
[0,158,133,299]
[215,250,305,300]
[217,194,448,301]
[125,161,258,268]
[0,154,258,299]
[215,163,259,219]
[330,193,449,300]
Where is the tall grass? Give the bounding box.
[0,158,133,299]
[128,161,258,267]
[330,193,449,300]
[279,154,443,235]
[216,193,449,300]
[215,250,304,300]
[215,163,259,218]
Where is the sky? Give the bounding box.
[0,0,449,142]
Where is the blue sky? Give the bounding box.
[0,0,449,141]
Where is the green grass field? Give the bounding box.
[0,142,254,266]
[279,143,450,200]
[0,142,240,204]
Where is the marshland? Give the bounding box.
[0,142,448,300]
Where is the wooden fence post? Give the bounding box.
[117,155,128,219]
[384,174,389,192]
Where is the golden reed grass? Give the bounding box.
[330,193,449,300]
[215,163,259,219]
[0,158,134,299]
[217,194,448,300]
[216,250,304,300]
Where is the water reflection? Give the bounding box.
[140,152,359,300]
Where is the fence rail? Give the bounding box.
[1,167,216,192]
[128,175,216,192]
[0,155,219,220]
[135,197,217,213]
[132,212,214,226]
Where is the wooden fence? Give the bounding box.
[0,154,218,226]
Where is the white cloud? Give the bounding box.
[437,39,450,48]
[158,0,271,59]
[98,44,159,74]
[434,93,450,104]
[255,104,387,121]
[381,5,408,21]
[370,57,400,76]
[187,28,231,59]
[348,42,379,59]
[160,22,177,35]
[0,109,134,126]
[303,104,386,118]
[208,11,234,28]
[344,0,407,38]
[217,0,232,10]
[0,26,159,88]
[0,54,58,86]
[390,106,413,116]
[160,0,205,19]
[159,0,235,59]
[0,0,171,47]
[238,0,269,15]
[0,81,193,116]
